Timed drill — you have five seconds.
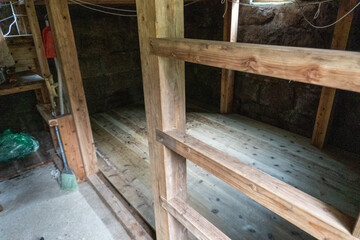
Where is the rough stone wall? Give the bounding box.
[233,3,337,138]
[69,6,142,114]
[184,0,360,154]
[330,9,360,154]
[232,2,360,154]
[185,0,223,107]
[36,5,143,114]
[0,4,143,132]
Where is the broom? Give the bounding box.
[54,124,78,191]
[43,21,77,191]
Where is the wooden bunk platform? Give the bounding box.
[91,106,360,240]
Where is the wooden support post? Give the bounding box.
[24,0,50,104]
[311,0,357,148]
[136,0,187,239]
[45,0,98,176]
[25,0,51,77]
[220,0,239,113]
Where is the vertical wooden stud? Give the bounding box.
[312,0,357,148]
[136,0,187,239]
[220,0,239,113]
[25,0,51,77]
[25,0,50,104]
[45,0,98,176]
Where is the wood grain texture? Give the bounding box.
[312,0,357,148]
[311,87,336,148]
[20,0,193,5]
[25,0,51,104]
[88,174,152,240]
[161,197,230,240]
[156,129,357,240]
[57,114,85,182]
[6,36,38,73]
[150,38,360,93]
[92,106,360,240]
[220,0,239,114]
[46,0,97,176]
[25,0,51,77]
[0,81,43,95]
[136,0,187,239]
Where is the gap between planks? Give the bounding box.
[88,173,154,240]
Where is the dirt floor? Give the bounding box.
[0,164,130,240]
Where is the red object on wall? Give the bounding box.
[42,26,56,59]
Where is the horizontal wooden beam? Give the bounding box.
[0,82,44,96]
[150,38,360,93]
[156,129,357,240]
[161,197,230,240]
[4,0,193,5]
[30,0,136,5]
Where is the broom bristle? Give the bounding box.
[61,173,78,191]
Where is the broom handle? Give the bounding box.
[54,125,69,170]
[54,58,64,115]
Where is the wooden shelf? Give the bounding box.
[156,129,357,240]
[0,71,45,96]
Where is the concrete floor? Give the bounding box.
[0,164,131,240]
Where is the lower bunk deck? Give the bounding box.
[91,106,360,240]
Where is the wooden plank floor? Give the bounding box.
[91,106,360,240]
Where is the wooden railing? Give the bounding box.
[156,129,357,240]
[150,38,360,93]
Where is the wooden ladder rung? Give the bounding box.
[161,197,230,240]
[156,129,357,240]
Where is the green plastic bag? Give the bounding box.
[0,129,39,162]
